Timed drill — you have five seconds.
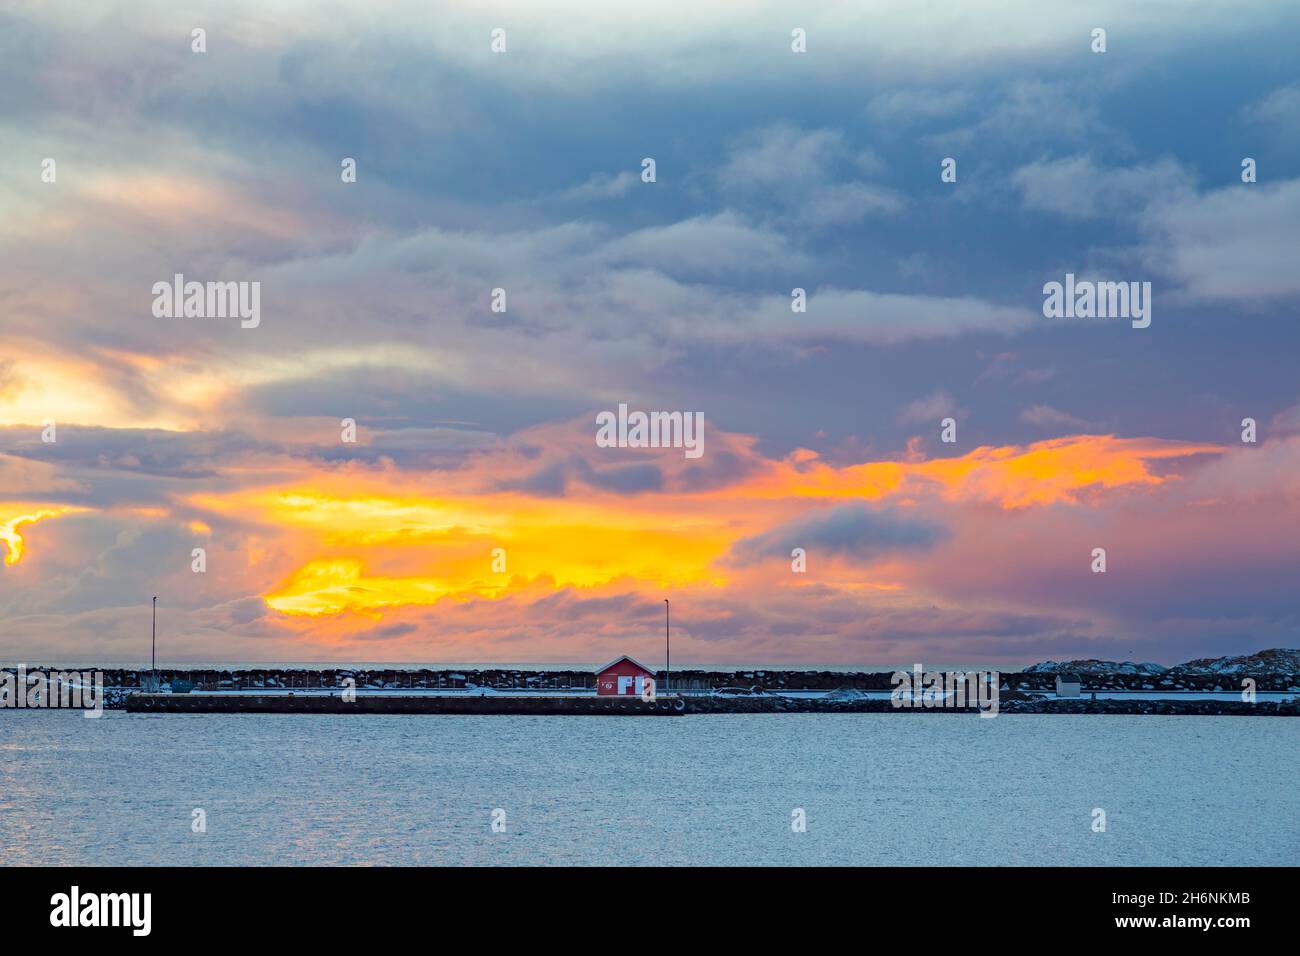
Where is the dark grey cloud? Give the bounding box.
[493,457,666,497]
[1,426,263,480]
[584,463,664,494]
[493,460,568,497]
[727,504,947,567]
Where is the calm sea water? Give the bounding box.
[1,711,1295,866]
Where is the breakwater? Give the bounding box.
[118,690,1300,716]
[9,666,1298,715]
[14,665,1300,695]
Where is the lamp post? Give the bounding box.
[151,596,157,687]
[664,599,670,695]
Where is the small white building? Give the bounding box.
[1055,672,1082,698]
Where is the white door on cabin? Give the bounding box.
[618,675,634,695]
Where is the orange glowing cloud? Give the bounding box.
[232,487,734,616]
[265,558,477,617]
[752,434,1222,509]
[0,507,87,565]
[180,432,1228,619]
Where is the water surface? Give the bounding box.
[1,712,1295,866]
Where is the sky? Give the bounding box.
[2,1,1299,667]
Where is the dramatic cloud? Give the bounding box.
[2,1,1298,665]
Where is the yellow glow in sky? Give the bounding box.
[0,508,84,565]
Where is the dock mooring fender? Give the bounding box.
[674,698,685,712]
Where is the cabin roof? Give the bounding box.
[594,654,655,675]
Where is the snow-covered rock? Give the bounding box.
[1024,648,1300,678]
[825,687,867,700]
[1169,648,1300,677]
[1023,659,1166,676]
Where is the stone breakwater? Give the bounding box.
[11,665,1300,697]
[8,666,1299,715]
